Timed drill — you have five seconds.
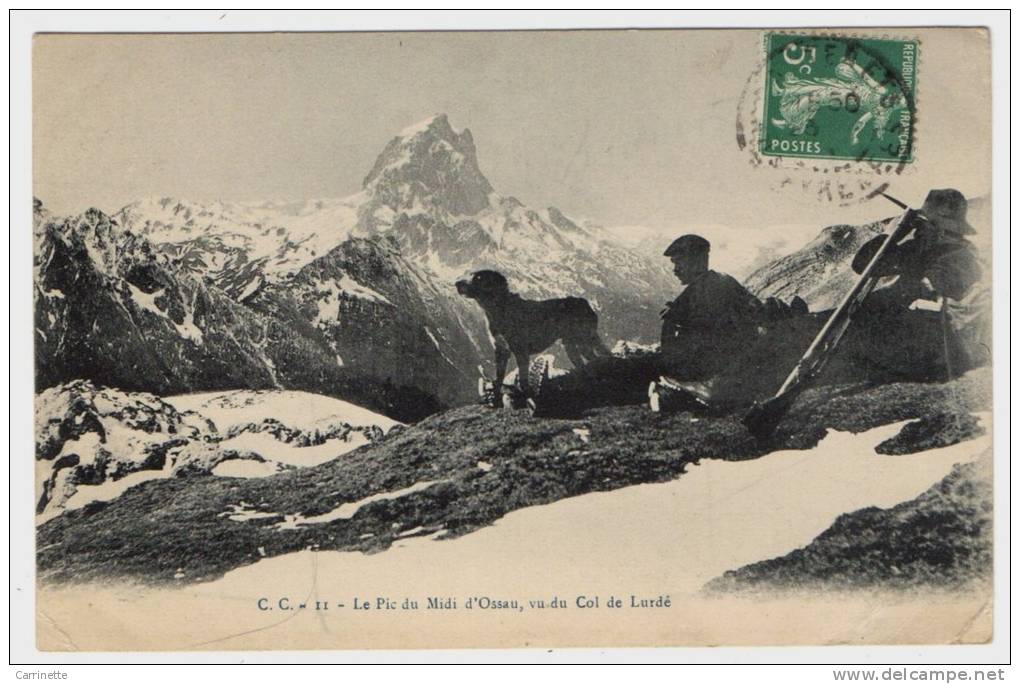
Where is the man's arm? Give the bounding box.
[852,234,905,276]
[659,275,763,378]
[851,213,929,276]
[926,244,982,301]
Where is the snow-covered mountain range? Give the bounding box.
[37,112,990,421]
[35,114,675,417]
[115,114,675,319]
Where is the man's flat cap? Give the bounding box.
[664,234,711,258]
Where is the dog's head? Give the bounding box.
[455,270,510,302]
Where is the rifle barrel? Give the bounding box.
[771,208,915,398]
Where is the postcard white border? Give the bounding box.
[8,9,1011,667]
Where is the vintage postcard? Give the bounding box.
[31,27,995,652]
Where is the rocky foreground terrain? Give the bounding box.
[37,367,990,587]
[35,382,398,520]
[708,457,992,593]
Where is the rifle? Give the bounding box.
[741,194,918,439]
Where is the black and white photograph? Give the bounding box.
[12,13,1008,665]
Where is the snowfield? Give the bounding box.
[36,414,992,650]
[205,414,991,592]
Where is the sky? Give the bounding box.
[33,30,991,246]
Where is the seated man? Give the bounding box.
[837,188,983,381]
[658,235,765,378]
[529,234,766,417]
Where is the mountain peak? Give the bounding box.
[362,114,493,217]
[397,113,454,139]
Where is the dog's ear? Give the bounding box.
[472,270,509,294]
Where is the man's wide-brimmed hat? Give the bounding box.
[920,188,976,235]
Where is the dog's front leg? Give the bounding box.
[514,351,531,396]
[492,337,511,407]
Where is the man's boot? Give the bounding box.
[477,376,500,408]
[648,376,711,414]
[525,356,551,416]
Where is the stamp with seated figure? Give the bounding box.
[760,33,918,163]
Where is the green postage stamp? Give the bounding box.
[761,33,918,163]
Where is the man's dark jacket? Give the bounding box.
[659,270,763,379]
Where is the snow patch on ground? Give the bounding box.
[212,460,282,478]
[35,382,214,521]
[219,432,370,468]
[503,353,566,385]
[41,461,175,524]
[337,274,391,305]
[165,389,400,434]
[220,502,281,523]
[399,114,452,137]
[173,308,203,344]
[275,480,444,530]
[237,277,261,302]
[424,327,442,350]
[125,283,203,344]
[126,283,166,318]
[38,388,400,523]
[311,276,392,327]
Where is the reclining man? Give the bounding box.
[834,188,984,382]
